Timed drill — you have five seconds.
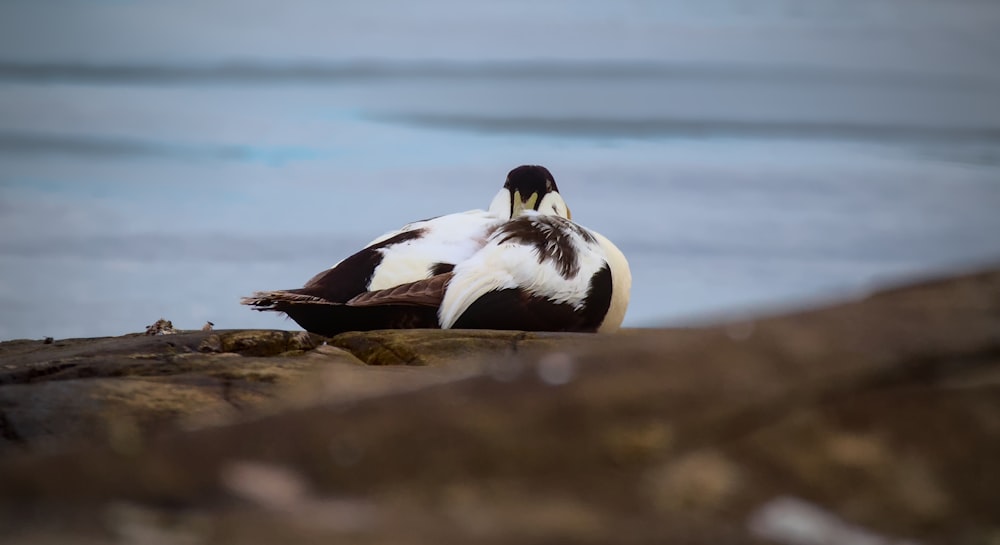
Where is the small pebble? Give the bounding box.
[145,319,177,336]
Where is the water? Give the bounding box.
[1,1,999,340]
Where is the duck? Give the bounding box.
[241,165,631,335]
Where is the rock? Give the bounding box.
[0,267,998,544]
[0,330,351,451]
[327,328,601,367]
[0,328,592,452]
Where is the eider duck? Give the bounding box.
[241,165,631,335]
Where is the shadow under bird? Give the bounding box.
[241,165,631,336]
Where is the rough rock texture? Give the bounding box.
[1,267,999,544]
[0,329,572,452]
[0,330,332,451]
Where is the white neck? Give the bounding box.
[487,188,511,217]
[537,192,571,219]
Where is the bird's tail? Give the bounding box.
[240,288,440,336]
[240,289,337,311]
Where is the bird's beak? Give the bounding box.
[511,190,540,216]
[566,205,572,220]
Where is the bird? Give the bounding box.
[241,165,630,336]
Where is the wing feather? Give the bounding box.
[347,272,453,308]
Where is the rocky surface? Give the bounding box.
[0,328,579,452]
[0,267,999,544]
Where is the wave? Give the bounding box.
[0,131,324,164]
[369,113,1000,144]
[0,232,356,263]
[0,60,995,89]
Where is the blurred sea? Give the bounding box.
[1,0,999,340]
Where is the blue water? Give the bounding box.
[2,1,1000,340]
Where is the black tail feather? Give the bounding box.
[241,289,439,336]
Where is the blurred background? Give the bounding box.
[1,0,999,340]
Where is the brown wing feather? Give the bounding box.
[347,272,453,308]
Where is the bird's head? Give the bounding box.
[488,165,571,219]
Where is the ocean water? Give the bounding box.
[1,0,999,340]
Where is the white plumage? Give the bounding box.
[363,210,499,291]
[242,165,631,335]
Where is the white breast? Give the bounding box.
[591,231,631,333]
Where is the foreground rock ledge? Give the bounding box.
[1,267,999,544]
[0,328,586,451]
